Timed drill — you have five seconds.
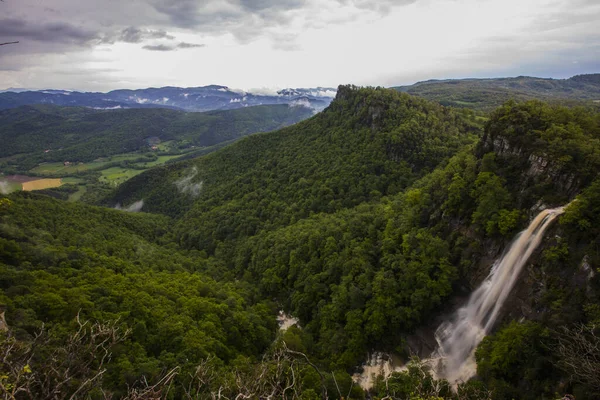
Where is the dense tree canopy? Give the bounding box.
[0,103,313,169]
[1,87,599,399]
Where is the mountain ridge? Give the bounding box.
[0,85,337,112]
[394,73,600,111]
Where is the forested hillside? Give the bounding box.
[0,104,313,167]
[395,73,600,111]
[0,193,279,398]
[1,86,599,399]
[108,85,481,220]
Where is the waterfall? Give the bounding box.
[431,206,566,384]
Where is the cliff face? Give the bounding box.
[473,101,600,327]
[480,132,580,201]
[401,101,599,354]
[506,244,596,324]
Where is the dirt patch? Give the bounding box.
[22,178,62,191]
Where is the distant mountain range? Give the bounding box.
[3,73,599,114]
[0,85,337,112]
[394,73,600,111]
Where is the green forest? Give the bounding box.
[1,86,599,399]
[0,104,313,167]
[0,103,313,204]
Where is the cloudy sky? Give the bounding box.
[1,0,599,91]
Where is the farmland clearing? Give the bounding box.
[22,178,63,191]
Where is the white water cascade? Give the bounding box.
[431,206,566,384]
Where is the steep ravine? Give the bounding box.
[374,118,597,389]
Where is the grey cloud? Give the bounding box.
[334,0,417,14]
[142,44,175,51]
[151,0,198,27]
[571,0,600,5]
[236,0,306,12]
[150,0,306,29]
[0,65,22,72]
[271,33,302,51]
[2,0,420,57]
[151,0,239,29]
[0,18,177,49]
[143,42,204,51]
[0,18,100,45]
[177,42,205,49]
[118,27,175,43]
[149,0,306,42]
[235,0,306,21]
[528,9,600,35]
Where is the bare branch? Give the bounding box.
[283,342,328,399]
[0,317,129,399]
[552,324,600,391]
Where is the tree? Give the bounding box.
[0,315,130,399]
[552,324,600,392]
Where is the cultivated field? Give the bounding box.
[22,178,63,191]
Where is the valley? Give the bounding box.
[2,0,599,396]
[1,78,599,399]
[0,103,314,201]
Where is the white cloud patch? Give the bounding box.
[92,105,122,109]
[115,199,144,212]
[0,181,10,195]
[289,98,312,108]
[248,87,281,96]
[175,167,204,197]
[310,89,337,97]
[228,88,248,95]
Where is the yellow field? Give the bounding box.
[22,178,62,191]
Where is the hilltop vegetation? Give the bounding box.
[1,86,600,399]
[395,73,600,111]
